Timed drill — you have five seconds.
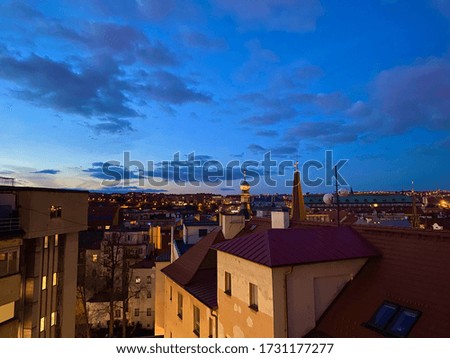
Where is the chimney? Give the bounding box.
[220,213,245,239]
[271,210,289,229]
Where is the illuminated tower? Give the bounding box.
[290,161,306,221]
[239,170,252,221]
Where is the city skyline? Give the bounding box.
[0,0,449,194]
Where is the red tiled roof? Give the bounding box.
[183,269,218,308]
[214,226,379,267]
[161,227,224,286]
[312,226,450,337]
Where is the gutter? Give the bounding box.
[284,266,294,338]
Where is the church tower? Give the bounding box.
[239,170,252,221]
[290,162,306,221]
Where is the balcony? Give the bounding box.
[0,217,21,234]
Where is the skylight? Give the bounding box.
[366,301,421,337]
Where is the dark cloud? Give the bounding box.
[432,0,450,19]
[91,186,168,194]
[0,51,140,122]
[180,31,228,50]
[211,0,323,33]
[89,0,199,22]
[255,130,278,137]
[244,108,297,125]
[142,70,212,104]
[286,121,359,144]
[31,169,61,175]
[371,58,450,134]
[90,118,135,134]
[248,143,297,157]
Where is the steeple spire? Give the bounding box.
[291,162,306,221]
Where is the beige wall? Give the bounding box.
[272,258,367,337]
[18,190,88,238]
[163,277,215,338]
[217,251,367,338]
[60,232,79,337]
[154,261,169,336]
[217,252,275,338]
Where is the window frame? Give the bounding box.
[249,282,258,311]
[224,271,232,296]
[193,305,200,337]
[177,292,183,319]
[365,301,421,337]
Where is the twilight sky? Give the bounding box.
[0,0,449,194]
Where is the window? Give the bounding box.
[134,308,140,317]
[54,234,59,247]
[147,276,152,284]
[92,269,97,277]
[198,229,208,237]
[136,291,140,298]
[135,276,141,284]
[224,272,232,295]
[115,310,121,318]
[42,276,47,290]
[40,317,45,332]
[0,250,19,277]
[52,272,57,286]
[51,312,57,326]
[44,236,49,249]
[50,206,62,218]
[193,306,200,336]
[147,308,152,317]
[92,254,98,263]
[366,301,421,337]
[177,293,183,319]
[147,290,152,299]
[249,283,258,311]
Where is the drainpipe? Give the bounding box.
[211,309,219,338]
[284,266,294,338]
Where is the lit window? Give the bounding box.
[134,308,139,317]
[225,272,231,295]
[54,234,59,247]
[51,312,57,326]
[135,276,141,284]
[44,236,49,249]
[42,276,47,290]
[50,206,62,219]
[177,293,183,319]
[40,317,45,332]
[147,308,152,317]
[92,254,98,263]
[0,253,7,276]
[193,306,200,337]
[53,272,57,286]
[366,301,421,337]
[249,283,258,311]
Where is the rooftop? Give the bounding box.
[214,226,379,267]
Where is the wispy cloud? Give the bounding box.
[211,0,323,33]
[31,169,61,175]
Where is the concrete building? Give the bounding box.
[0,186,88,338]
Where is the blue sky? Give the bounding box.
[0,0,449,194]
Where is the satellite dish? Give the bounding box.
[323,193,334,205]
[338,188,350,197]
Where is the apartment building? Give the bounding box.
[0,186,88,337]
